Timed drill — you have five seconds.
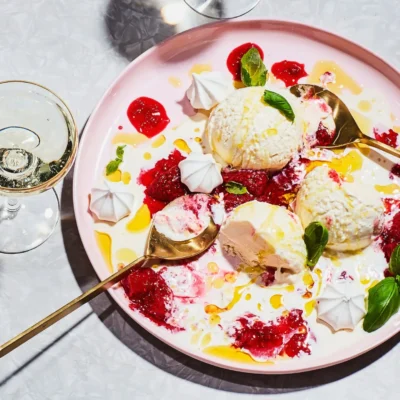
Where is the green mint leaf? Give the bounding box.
[389,245,400,276]
[240,48,268,87]
[116,145,126,160]
[105,158,122,175]
[304,222,329,267]
[363,277,400,332]
[225,181,248,195]
[263,90,295,122]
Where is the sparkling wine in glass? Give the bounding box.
[184,0,260,18]
[0,81,78,253]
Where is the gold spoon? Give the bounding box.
[290,84,400,158]
[0,195,219,357]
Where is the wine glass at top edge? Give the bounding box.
[0,80,78,254]
[184,0,260,19]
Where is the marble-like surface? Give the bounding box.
[0,0,399,399]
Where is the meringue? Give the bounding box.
[317,279,366,331]
[186,71,233,110]
[179,152,223,194]
[90,182,134,223]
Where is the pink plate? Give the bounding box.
[73,19,400,374]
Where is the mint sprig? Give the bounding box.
[225,181,248,195]
[240,48,268,87]
[303,222,329,268]
[263,90,295,122]
[106,145,126,175]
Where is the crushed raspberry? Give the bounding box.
[221,168,269,197]
[384,268,395,278]
[271,60,308,87]
[231,310,310,359]
[374,128,399,148]
[379,212,400,262]
[314,122,335,147]
[122,268,181,331]
[260,267,276,286]
[220,192,255,212]
[390,164,400,179]
[328,169,341,184]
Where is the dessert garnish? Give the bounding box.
[90,182,135,223]
[271,60,308,87]
[178,152,223,193]
[263,90,295,122]
[240,48,267,87]
[304,222,329,267]
[106,145,125,175]
[317,279,366,331]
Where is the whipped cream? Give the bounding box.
[90,182,135,223]
[179,152,223,194]
[317,278,366,331]
[186,71,234,110]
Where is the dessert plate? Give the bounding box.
[73,19,400,374]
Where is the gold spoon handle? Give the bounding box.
[359,134,400,158]
[0,255,149,358]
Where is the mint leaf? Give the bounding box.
[240,48,267,87]
[116,145,126,160]
[263,90,295,122]
[106,159,122,175]
[304,222,329,267]
[225,181,248,195]
[389,245,400,276]
[363,277,400,332]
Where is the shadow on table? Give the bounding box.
[60,167,400,394]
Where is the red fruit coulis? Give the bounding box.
[271,60,308,87]
[227,43,264,81]
[379,211,400,262]
[127,96,170,138]
[390,164,400,179]
[314,122,335,147]
[374,128,399,148]
[231,310,311,359]
[122,268,181,331]
[138,150,188,215]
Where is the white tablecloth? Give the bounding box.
[1,1,399,399]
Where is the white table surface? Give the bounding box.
[0,0,399,399]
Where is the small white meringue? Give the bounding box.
[90,182,134,223]
[317,278,366,331]
[179,152,223,194]
[186,71,234,110]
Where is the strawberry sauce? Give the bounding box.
[374,128,399,148]
[271,60,308,87]
[227,43,264,81]
[231,310,311,359]
[127,97,170,138]
[379,211,400,262]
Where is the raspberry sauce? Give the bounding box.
[390,164,400,179]
[374,128,399,148]
[127,97,170,138]
[271,60,308,87]
[227,43,264,81]
[379,211,400,262]
[314,122,335,147]
[231,310,310,359]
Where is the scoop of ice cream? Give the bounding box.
[295,165,384,251]
[206,87,303,171]
[220,201,307,283]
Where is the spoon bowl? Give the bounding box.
[290,84,400,158]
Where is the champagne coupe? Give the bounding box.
[0,81,78,254]
[184,0,260,18]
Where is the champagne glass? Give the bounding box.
[0,81,78,253]
[184,0,260,18]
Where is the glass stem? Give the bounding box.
[6,198,21,213]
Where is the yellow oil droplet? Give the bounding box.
[207,262,219,274]
[126,204,151,233]
[284,285,295,292]
[191,330,203,345]
[360,277,370,285]
[350,109,371,134]
[367,280,379,290]
[393,126,400,133]
[266,128,278,136]
[358,100,372,112]
[212,277,225,289]
[95,231,113,273]
[257,303,263,311]
[305,300,316,316]
[174,138,191,153]
[303,271,314,288]
[308,61,362,95]
[201,333,212,347]
[115,248,137,264]
[168,76,181,88]
[375,184,400,195]
[121,171,131,184]
[245,293,251,301]
[189,63,212,75]
[194,128,201,133]
[270,294,283,309]
[281,310,289,317]
[112,133,148,147]
[225,273,237,284]
[203,346,274,365]
[143,152,152,160]
[151,134,166,148]
[194,136,202,143]
[106,169,121,182]
[315,268,323,296]
[205,276,213,291]
[209,314,221,326]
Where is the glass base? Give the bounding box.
[184,0,260,19]
[0,189,60,254]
